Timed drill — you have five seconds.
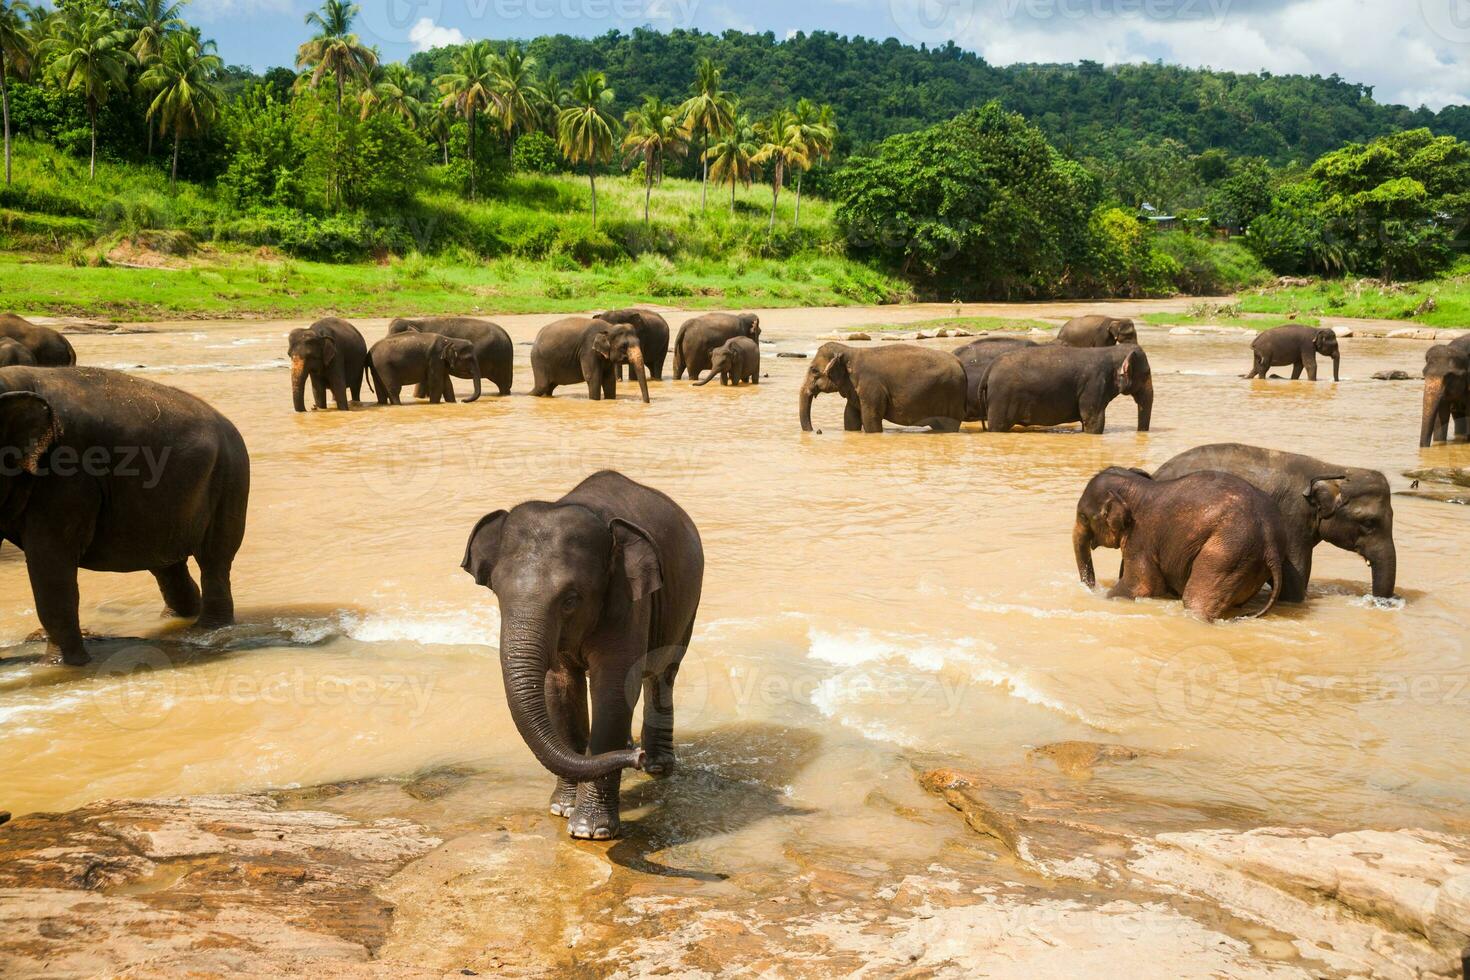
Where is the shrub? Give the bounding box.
[512,132,563,174]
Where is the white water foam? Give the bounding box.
[273,606,500,648]
[101,359,288,375]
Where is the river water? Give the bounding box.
[2,304,1467,863]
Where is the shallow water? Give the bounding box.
[2,305,1468,862]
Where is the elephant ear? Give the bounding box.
[1305,476,1347,519]
[592,330,613,359]
[440,339,461,365]
[0,391,57,474]
[824,351,851,387]
[461,510,509,587]
[1100,492,1131,537]
[610,518,662,603]
[1315,329,1335,351]
[321,335,337,365]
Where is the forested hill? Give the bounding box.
[407,28,1468,165]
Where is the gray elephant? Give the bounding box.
[0,313,75,367]
[952,336,1038,422]
[1155,443,1395,601]
[0,338,37,367]
[800,343,967,433]
[1421,343,1470,446]
[461,470,703,840]
[529,317,650,402]
[597,309,670,381]
[0,367,250,665]
[367,332,481,405]
[983,344,1153,434]
[1247,325,1340,381]
[672,313,761,380]
[288,317,367,412]
[386,316,514,396]
[693,336,760,386]
[1057,315,1138,347]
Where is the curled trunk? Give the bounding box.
[1421,377,1446,447]
[1073,519,1097,589]
[1134,377,1154,432]
[291,358,308,413]
[799,384,817,432]
[693,368,717,387]
[629,348,650,403]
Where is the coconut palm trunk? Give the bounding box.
[1,52,10,187]
[589,164,597,227]
[643,164,652,224]
[767,158,783,234]
[794,172,802,227]
[171,131,180,188]
[468,106,477,200]
[88,101,98,179]
[700,126,708,211]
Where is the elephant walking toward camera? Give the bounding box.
[462,470,703,840]
[530,317,650,402]
[672,313,761,380]
[983,344,1153,434]
[1073,467,1287,622]
[1247,325,1340,381]
[1057,315,1138,347]
[693,336,760,386]
[1421,342,1470,446]
[0,313,76,367]
[367,332,481,405]
[597,309,670,382]
[952,336,1038,422]
[386,316,514,396]
[289,317,367,412]
[1155,443,1395,601]
[800,343,966,433]
[0,367,249,665]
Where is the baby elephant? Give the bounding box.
[1073,467,1287,622]
[367,332,481,405]
[1247,325,1340,381]
[693,336,760,386]
[0,337,37,367]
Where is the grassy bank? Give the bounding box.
[866,315,1055,333]
[1237,273,1470,327]
[1140,308,1319,330]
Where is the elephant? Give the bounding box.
[982,344,1153,434]
[0,338,37,367]
[951,336,1038,422]
[1057,315,1138,348]
[386,316,514,397]
[0,366,250,665]
[596,309,670,382]
[1247,325,1340,381]
[367,332,481,405]
[288,317,367,412]
[461,470,703,840]
[672,313,761,380]
[1420,343,1470,446]
[693,336,760,386]
[0,314,76,367]
[1073,467,1287,622]
[1155,443,1395,601]
[799,342,967,433]
[529,317,650,403]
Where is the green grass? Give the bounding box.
[1237,272,1470,326]
[1140,311,1319,330]
[864,315,1054,333]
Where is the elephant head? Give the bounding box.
[1420,344,1469,447]
[738,314,762,342]
[1110,319,1138,345]
[592,321,650,403]
[693,344,734,386]
[1314,328,1341,378]
[438,336,481,402]
[0,389,58,503]
[799,343,855,432]
[1304,473,1396,598]
[1115,346,1154,431]
[1073,468,1150,589]
[287,327,337,413]
[461,503,658,781]
[387,318,422,336]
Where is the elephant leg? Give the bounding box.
[1304,354,1317,381]
[1455,409,1469,441]
[1082,408,1107,435]
[1279,537,1312,603]
[1245,356,1262,379]
[1181,545,1240,622]
[442,377,456,403]
[843,397,862,431]
[1290,359,1304,380]
[310,373,328,410]
[602,369,617,400]
[569,662,637,840]
[329,367,349,411]
[349,367,363,403]
[860,393,886,434]
[153,561,201,618]
[546,666,589,818]
[195,537,236,630]
[492,361,513,397]
[28,555,89,666]
[922,416,961,433]
[641,637,687,779]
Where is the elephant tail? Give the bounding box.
[364,351,379,395]
[1255,538,1286,619]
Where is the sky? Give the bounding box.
[193,0,1470,110]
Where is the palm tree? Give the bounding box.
[791,99,835,228]
[436,40,496,199]
[42,0,136,179]
[557,69,617,227]
[490,43,542,156]
[360,62,425,126]
[705,112,758,215]
[678,58,733,212]
[752,107,810,234]
[139,31,220,188]
[425,100,452,165]
[0,0,35,185]
[125,0,185,62]
[622,95,684,224]
[538,69,570,126]
[295,0,376,114]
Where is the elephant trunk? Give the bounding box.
[799,383,817,432]
[465,359,482,403]
[629,348,650,403]
[1073,518,1097,589]
[1330,351,1341,382]
[291,357,308,413]
[1421,377,1446,447]
[693,367,716,387]
[1134,376,1154,432]
[1366,539,1397,599]
[500,616,644,781]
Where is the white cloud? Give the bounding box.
[407,17,465,52]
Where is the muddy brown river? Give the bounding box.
[1,301,1467,884]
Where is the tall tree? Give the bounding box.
[678,57,732,212]
[557,69,617,227]
[705,112,758,215]
[752,107,809,234]
[622,95,684,224]
[42,0,136,180]
[139,30,221,188]
[360,62,425,127]
[490,43,542,156]
[125,0,185,62]
[0,0,35,185]
[295,0,375,114]
[435,39,495,199]
[790,99,835,228]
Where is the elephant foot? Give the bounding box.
[567,806,620,840]
[47,644,91,667]
[549,779,578,818]
[642,751,677,780]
